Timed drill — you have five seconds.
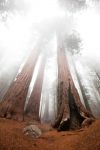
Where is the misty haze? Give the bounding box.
[0,0,100,150]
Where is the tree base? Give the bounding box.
[53,81,94,131]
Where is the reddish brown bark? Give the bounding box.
[24,55,46,121]
[53,39,93,131]
[0,49,40,121]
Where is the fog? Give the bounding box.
[0,0,100,122]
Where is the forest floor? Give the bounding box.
[0,118,100,150]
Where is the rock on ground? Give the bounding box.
[23,125,42,138]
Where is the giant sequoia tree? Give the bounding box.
[66,32,92,112]
[24,54,46,121]
[0,49,40,121]
[53,34,93,131]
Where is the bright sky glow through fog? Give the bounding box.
[26,0,65,22]
[0,0,65,66]
[76,7,100,58]
[1,0,100,72]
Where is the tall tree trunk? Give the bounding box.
[24,55,46,121]
[0,49,40,121]
[53,37,93,131]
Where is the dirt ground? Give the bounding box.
[0,118,100,150]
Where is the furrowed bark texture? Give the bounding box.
[0,49,40,121]
[53,39,93,131]
[53,44,70,129]
[24,55,46,121]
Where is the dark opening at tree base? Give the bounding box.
[53,81,94,131]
